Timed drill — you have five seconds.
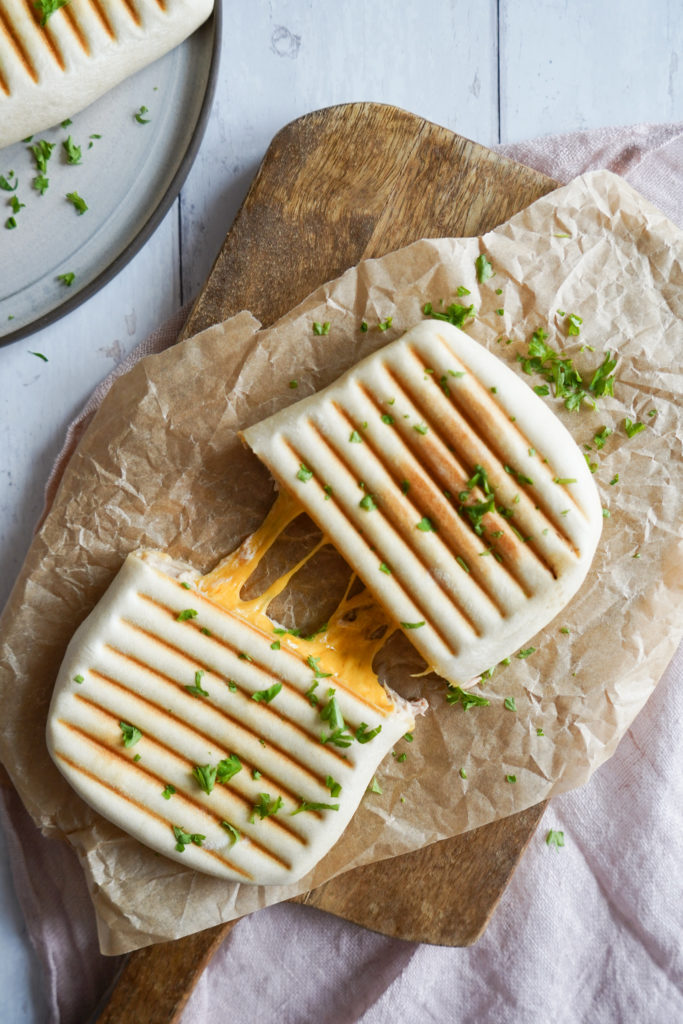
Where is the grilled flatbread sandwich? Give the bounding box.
[0,0,214,149]
[244,320,603,687]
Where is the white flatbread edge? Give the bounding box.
[46,549,415,884]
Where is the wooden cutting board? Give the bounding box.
[96,102,557,1024]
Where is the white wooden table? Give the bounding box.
[0,2,679,1019]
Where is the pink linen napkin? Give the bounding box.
[1,121,681,1024]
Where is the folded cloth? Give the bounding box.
[1,121,681,1024]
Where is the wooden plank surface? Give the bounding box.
[96,101,555,1024]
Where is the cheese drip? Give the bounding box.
[199,490,395,710]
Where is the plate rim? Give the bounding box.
[0,2,222,350]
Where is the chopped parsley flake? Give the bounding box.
[401,620,425,630]
[446,686,490,710]
[172,825,205,852]
[602,508,610,518]
[29,140,55,174]
[0,172,17,191]
[307,655,333,679]
[34,0,71,24]
[180,581,191,589]
[313,320,331,335]
[29,351,48,361]
[460,767,468,779]
[516,647,536,659]
[537,727,545,736]
[192,763,218,795]
[379,562,391,574]
[291,800,339,815]
[134,105,151,124]
[401,480,410,494]
[505,774,517,784]
[296,463,313,482]
[355,722,382,743]
[326,775,342,797]
[504,697,517,712]
[9,195,25,215]
[250,793,284,823]
[349,430,362,443]
[560,626,570,635]
[73,673,84,684]
[360,320,368,332]
[593,425,612,449]
[161,784,176,800]
[65,191,88,214]
[553,478,576,485]
[609,474,619,486]
[119,721,142,747]
[289,380,298,389]
[624,417,646,438]
[475,253,494,282]
[416,516,436,532]
[378,316,393,331]
[33,174,49,195]
[359,494,377,511]
[413,422,429,436]
[546,829,565,849]
[220,821,241,844]
[62,136,82,165]
[368,777,382,795]
[251,682,282,703]
[176,608,198,621]
[565,313,582,336]
[381,413,394,424]
[216,755,242,783]
[457,286,471,296]
[238,651,253,661]
[456,556,470,573]
[185,669,209,698]
[270,640,281,650]
[423,301,475,328]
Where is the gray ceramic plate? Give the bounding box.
[0,6,220,347]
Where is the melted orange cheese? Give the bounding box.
[198,490,395,711]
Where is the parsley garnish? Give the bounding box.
[320,694,353,747]
[270,640,281,650]
[546,829,565,849]
[172,825,205,852]
[593,425,612,449]
[504,697,517,711]
[250,793,284,822]
[307,655,333,678]
[553,477,576,485]
[62,136,82,165]
[304,681,319,706]
[404,732,414,742]
[291,800,340,815]
[66,191,88,214]
[289,379,298,389]
[609,474,619,486]
[505,774,517,784]
[30,141,56,175]
[423,301,475,328]
[537,728,545,736]
[381,413,394,424]
[312,321,330,335]
[238,651,253,661]
[355,722,382,743]
[73,674,84,684]
[0,172,17,191]
[349,430,362,443]
[459,767,467,779]
[176,608,198,621]
[446,686,490,710]
[295,462,313,482]
[252,682,282,703]
[516,647,536,659]
[401,620,425,629]
[161,784,176,800]
[359,494,377,511]
[565,313,582,336]
[29,351,48,361]
[185,669,209,698]
[192,764,218,795]
[624,417,645,438]
[119,721,142,747]
[326,775,342,797]
[360,320,368,332]
[457,285,471,296]
[475,253,494,282]
[379,562,391,574]
[220,821,241,844]
[9,195,25,215]
[34,0,70,25]
[33,174,49,195]
[416,516,436,532]
[216,754,242,783]
[378,316,393,331]
[134,105,151,124]
[368,777,382,795]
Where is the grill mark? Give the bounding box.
[321,405,501,622]
[73,684,309,848]
[425,337,585,529]
[84,0,115,38]
[138,580,393,718]
[284,429,477,649]
[355,381,538,602]
[98,634,350,778]
[55,722,284,873]
[0,8,39,82]
[150,0,167,9]
[62,4,90,54]
[0,66,9,94]
[388,356,579,565]
[21,0,66,71]
[54,743,261,876]
[373,367,560,583]
[119,0,142,25]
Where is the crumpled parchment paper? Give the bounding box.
[0,170,681,954]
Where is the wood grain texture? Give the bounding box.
[98,102,556,1024]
